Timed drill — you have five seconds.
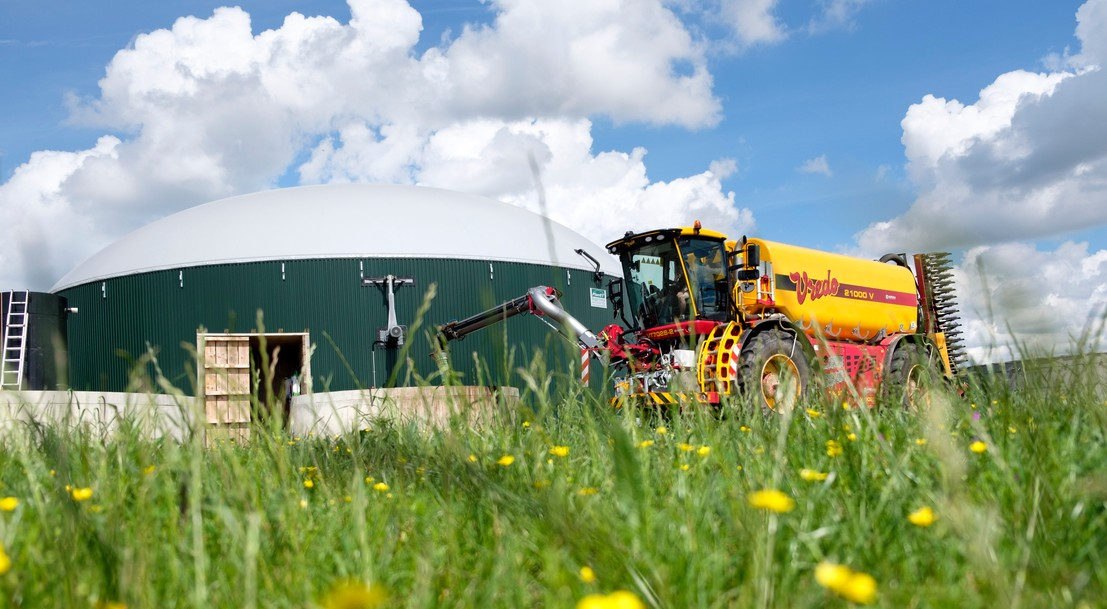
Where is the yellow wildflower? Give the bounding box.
[655,426,668,435]
[143,465,156,475]
[970,441,987,454]
[799,469,828,482]
[578,487,600,496]
[680,464,690,471]
[71,487,94,502]
[550,446,570,458]
[0,497,18,512]
[908,506,937,527]
[747,489,795,513]
[304,479,314,489]
[637,440,655,449]
[373,482,389,492]
[0,544,10,575]
[805,408,822,417]
[677,443,694,452]
[914,438,927,446]
[815,561,877,604]
[740,426,751,432]
[497,455,515,466]
[826,440,843,458]
[299,499,308,509]
[841,401,852,410]
[579,565,596,583]
[847,433,857,442]
[467,454,478,463]
[523,421,531,428]
[1008,426,1017,434]
[697,445,711,456]
[319,579,389,609]
[577,590,645,609]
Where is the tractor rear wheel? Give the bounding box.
[883,342,938,410]
[738,329,810,413]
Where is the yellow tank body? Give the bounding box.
[741,239,920,342]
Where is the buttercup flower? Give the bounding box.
[576,590,645,609]
[655,426,668,435]
[747,489,795,513]
[579,565,596,583]
[908,506,937,527]
[697,446,711,456]
[826,440,843,458]
[0,497,18,512]
[637,440,654,449]
[550,446,570,458]
[497,455,515,466]
[970,441,987,454]
[0,543,10,575]
[71,487,94,502]
[815,561,877,604]
[319,579,389,609]
[799,469,828,482]
[373,482,389,492]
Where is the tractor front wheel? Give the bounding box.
[738,329,810,413]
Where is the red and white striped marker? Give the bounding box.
[581,349,590,385]
[728,345,740,381]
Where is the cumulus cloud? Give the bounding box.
[855,0,1107,362]
[958,241,1107,362]
[797,154,832,177]
[0,0,747,290]
[857,0,1107,253]
[806,0,874,34]
[717,0,787,48]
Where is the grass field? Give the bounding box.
[0,351,1105,608]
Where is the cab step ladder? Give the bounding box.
[1,290,29,391]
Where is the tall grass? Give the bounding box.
[0,346,1105,608]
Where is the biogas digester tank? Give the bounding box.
[743,239,919,342]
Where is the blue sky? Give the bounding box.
[2,0,1105,362]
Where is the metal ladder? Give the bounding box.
[1,290,29,391]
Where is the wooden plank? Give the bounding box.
[205,396,250,424]
[205,423,251,446]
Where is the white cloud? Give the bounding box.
[806,0,873,34]
[797,154,832,177]
[958,241,1107,363]
[855,0,1107,362]
[0,0,743,290]
[717,0,787,48]
[857,0,1107,253]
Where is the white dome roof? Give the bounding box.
[52,184,618,291]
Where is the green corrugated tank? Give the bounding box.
[51,184,620,397]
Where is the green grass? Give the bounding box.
[0,355,1105,608]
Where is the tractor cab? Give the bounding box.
[606,225,732,336]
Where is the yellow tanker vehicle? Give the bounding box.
[437,223,965,410]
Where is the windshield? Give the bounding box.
[620,236,729,328]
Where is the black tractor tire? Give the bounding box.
[882,342,938,411]
[737,329,811,413]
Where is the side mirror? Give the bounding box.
[736,269,760,281]
[607,279,625,319]
[746,244,761,268]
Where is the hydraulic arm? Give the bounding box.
[436,286,601,370]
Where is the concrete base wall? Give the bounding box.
[0,390,196,440]
[0,385,519,441]
[289,386,520,436]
